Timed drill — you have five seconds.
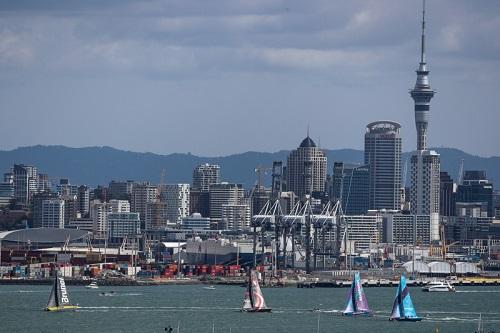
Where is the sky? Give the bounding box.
[0,0,499,157]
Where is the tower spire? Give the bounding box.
[420,0,426,64]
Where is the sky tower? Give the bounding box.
[409,0,440,241]
[410,0,435,151]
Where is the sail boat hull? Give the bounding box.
[242,308,272,313]
[45,305,80,312]
[343,311,371,317]
[389,317,422,322]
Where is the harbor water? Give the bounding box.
[0,284,498,332]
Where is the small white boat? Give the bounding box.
[422,281,455,292]
[85,281,99,289]
[203,285,216,290]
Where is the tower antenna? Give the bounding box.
[421,0,426,64]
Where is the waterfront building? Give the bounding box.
[13,164,38,205]
[409,4,440,241]
[67,217,94,232]
[382,213,431,246]
[192,164,220,192]
[41,198,65,229]
[364,121,402,211]
[164,184,190,226]
[439,171,455,216]
[181,213,211,231]
[456,171,494,217]
[130,182,157,229]
[90,199,130,238]
[331,162,369,215]
[286,135,327,198]
[221,204,251,230]
[77,185,90,217]
[108,180,134,200]
[209,182,244,229]
[340,214,383,252]
[108,212,140,240]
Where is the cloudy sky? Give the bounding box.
[0,0,499,156]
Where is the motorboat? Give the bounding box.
[422,281,456,292]
[203,285,216,290]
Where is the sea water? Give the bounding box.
[0,284,498,332]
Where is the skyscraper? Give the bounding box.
[456,171,494,217]
[409,1,440,241]
[130,182,157,229]
[164,184,190,226]
[209,182,244,229]
[192,164,220,192]
[439,171,455,217]
[331,162,369,215]
[13,164,37,205]
[364,121,402,211]
[286,136,327,199]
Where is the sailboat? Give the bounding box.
[242,270,271,312]
[389,274,421,321]
[45,273,79,312]
[342,272,371,316]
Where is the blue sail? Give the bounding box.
[390,275,421,321]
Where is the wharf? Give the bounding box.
[296,278,500,288]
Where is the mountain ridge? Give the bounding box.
[0,145,498,190]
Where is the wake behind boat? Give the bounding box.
[242,270,271,313]
[343,272,371,316]
[45,274,79,312]
[389,275,421,322]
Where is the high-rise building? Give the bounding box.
[409,2,440,241]
[37,174,50,193]
[32,191,60,228]
[456,171,494,217]
[108,180,134,200]
[41,198,65,229]
[145,201,168,230]
[108,199,130,213]
[286,136,327,198]
[340,214,383,252]
[164,184,190,226]
[77,185,90,217]
[221,204,251,230]
[439,171,455,216]
[209,182,244,229]
[57,180,79,197]
[130,182,157,229]
[382,213,432,246]
[331,162,369,215]
[13,164,37,205]
[364,121,402,211]
[62,195,78,227]
[190,189,210,217]
[192,164,220,192]
[0,182,14,208]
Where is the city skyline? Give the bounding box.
[0,1,499,156]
